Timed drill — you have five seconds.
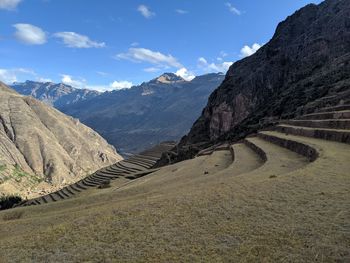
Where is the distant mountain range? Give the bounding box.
[12,73,225,154]
[12,81,100,109]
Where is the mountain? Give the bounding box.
[60,73,225,154]
[171,0,350,161]
[0,82,122,198]
[11,80,100,109]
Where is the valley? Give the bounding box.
[13,73,225,154]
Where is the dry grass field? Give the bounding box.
[0,132,349,262]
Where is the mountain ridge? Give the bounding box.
[11,80,100,109]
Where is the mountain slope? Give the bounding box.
[0,82,122,198]
[11,81,100,109]
[176,0,350,157]
[61,73,225,154]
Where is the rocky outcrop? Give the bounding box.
[179,0,350,153]
[0,82,123,198]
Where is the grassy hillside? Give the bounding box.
[1,124,349,261]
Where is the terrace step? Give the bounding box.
[116,162,142,173]
[227,143,264,175]
[91,173,114,181]
[84,177,104,186]
[58,189,70,198]
[124,169,159,180]
[114,163,141,173]
[273,124,350,144]
[257,131,319,161]
[316,104,350,113]
[107,166,132,174]
[17,143,172,207]
[70,184,85,192]
[124,158,156,166]
[122,159,153,169]
[55,191,65,200]
[296,110,350,120]
[117,162,144,172]
[131,154,159,161]
[81,180,99,188]
[85,177,107,185]
[97,168,126,176]
[61,188,74,197]
[41,196,48,203]
[244,136,309,175]
[127,156,156,165]
[48,194,57,202]
[281,119,350,130]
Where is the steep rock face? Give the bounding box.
[0,82,122,197]
[11,81,100,109]
[60,73,225,154]
[182,0,350,147]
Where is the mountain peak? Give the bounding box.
[154,73,185,84]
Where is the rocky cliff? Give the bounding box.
[0,82,122,198]
[176,0,350,158]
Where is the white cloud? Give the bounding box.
[225,3,241,15]
[131,42,139,47]
[61,74,86,88]
[86,81,133,92]
[96,71,108,76]
[116,47,182,68]
[137,5,155,19]
[54,32,105,48]
[240,43,262,58]
[144,67,161,73]
[220,51,228,57]
[175,68,195,81]
[0,69,17,83]
[198,57,208,65]
[37,77,52,83]
[13,23,47,45]
[198,57,233,73]
[0,68,36,84]
[61,74,132,92]
[110,80,133,90]
[0,0,22,10]
[176,9,188,14]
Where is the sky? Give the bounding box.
[0,0,323,91]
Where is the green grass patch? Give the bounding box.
[0,164,6,172]
[12,165,43,183]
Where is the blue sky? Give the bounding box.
[0,0,322,91]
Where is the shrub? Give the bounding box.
[0,195,23,210]
[98,180,111,189]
